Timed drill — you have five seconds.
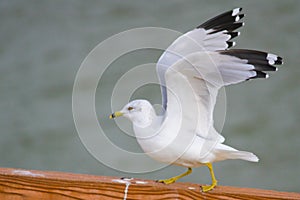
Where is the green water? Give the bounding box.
[1,0,299,192]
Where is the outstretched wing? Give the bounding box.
[164,50,282,142]
[157,8,244,110]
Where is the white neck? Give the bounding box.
[131,106,157,128]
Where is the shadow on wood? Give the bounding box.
[0,167,299,200]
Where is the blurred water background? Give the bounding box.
[1,0,299,192]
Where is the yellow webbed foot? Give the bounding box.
[201,180,217,192]
[157,177,177,184]
[157,168,192,185]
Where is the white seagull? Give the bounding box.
[110,8,282,192]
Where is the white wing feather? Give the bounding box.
[164,51,267,144]
[157,8,244,109]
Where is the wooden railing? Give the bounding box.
[0,167,299,199]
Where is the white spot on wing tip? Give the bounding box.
[266,74,270,79]
[232,8,241,16]
[235,15,240,22]
[268,60,275,65]
[267,53,278,64]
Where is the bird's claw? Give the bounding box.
[156,178,176,184]
[201,181,217,192]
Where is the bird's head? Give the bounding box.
[109,99,156,128]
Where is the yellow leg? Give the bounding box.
[158,168,192,184]
[201,163,218,192]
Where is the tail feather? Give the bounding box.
[213,144,259,162]
[220,150,259,162]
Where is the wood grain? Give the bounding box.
[0,167,299,200]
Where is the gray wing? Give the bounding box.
[156,8,244,110]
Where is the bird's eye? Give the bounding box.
[128,106,133,111]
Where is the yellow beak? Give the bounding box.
[109,111,123,119]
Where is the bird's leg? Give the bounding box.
[201,163,218,192]
[157,167,192,184]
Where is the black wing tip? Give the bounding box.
[267,53,284,65]
[209,22,244,34]
[250,70,269,79]
[220,49,283,65]
[252,64,278,72]
[226,41,236,48]
[275,56,283,65]
[198,8,244,31]
[236,14,245,21]
[234,14,245,23]
[227,31,240,39]
[220,49,283,79]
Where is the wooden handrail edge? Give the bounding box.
[0,167,299,199]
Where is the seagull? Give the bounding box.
[109,8,282,192]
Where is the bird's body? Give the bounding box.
[132,99,258,169]
[110,8,282,192]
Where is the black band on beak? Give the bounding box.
[111,113,115,118]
